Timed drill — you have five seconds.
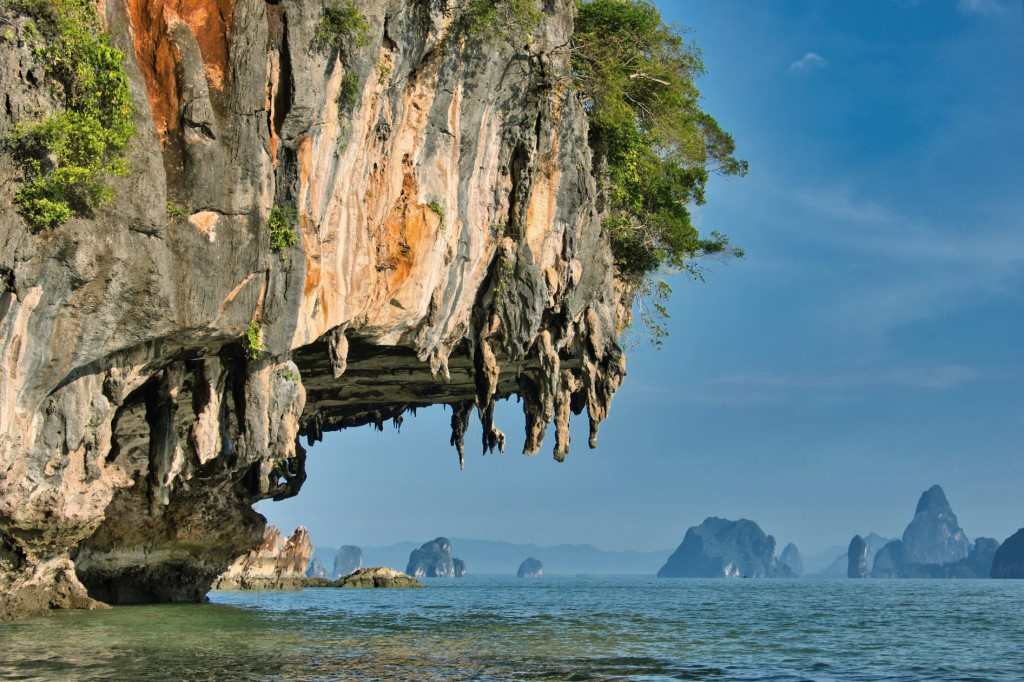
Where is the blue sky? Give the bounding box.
[264,0,1024,558]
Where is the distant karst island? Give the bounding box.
[846,485,1003,579]
[657,517,796,579]
[406,538,467,578]
[517,558,544,578]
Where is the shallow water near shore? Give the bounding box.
[2,576,1022,681]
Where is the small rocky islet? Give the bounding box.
[517,558,544,578]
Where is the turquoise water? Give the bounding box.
[2,577,1023,680]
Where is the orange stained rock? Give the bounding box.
[127,0,235,137]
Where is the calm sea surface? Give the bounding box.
[2,577,1022,681]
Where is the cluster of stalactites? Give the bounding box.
[446,308,626,471]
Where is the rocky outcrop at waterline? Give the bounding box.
[305,566,422,589]
[213,526,312,592]
[0,0,630,619]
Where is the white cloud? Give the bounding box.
[774,182,1024,339]
[789,52,828,72]
[957,0,1012,14]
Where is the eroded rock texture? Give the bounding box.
[212,525,312,591]
[0,0,628,619]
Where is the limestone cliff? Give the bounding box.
[213,525,312,591]
[0,0,628,619]
[657,518,793,579]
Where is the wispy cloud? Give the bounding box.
[789,52,828,72]
[957,0,1013,15]
[764,181,1024,340]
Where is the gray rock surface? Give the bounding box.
[517,557,543,578]
[870,540,904,578]
[779,543,804,577]
[306,558,328,579]
[212,526,313,592]
[336,567,421,589]
[333,546,363,578]
[0,0,629,619]
[991,529,1024,579]
[848,536,869,579]
[901,485,971,565]
[818,534,890,578]
[406,537,458,578]
[657,518,790,578]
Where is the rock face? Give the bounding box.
[991,530,1024,579]
[869,540,904,579]
[453,557,467,578]
[657,518,790,579]
[864,485,993,579]
[406,537,462,578]
[819,533,890,578]
[213,526,312,592]
[306,558,328,579]
[779,543,804,577]
[848,536,870,578]
[517,557,543,578]
[0,0,629,618]
[901,485,971,565]
[336,567,421,589]
[333,545,363,578]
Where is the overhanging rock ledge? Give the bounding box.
[0,0,629,618]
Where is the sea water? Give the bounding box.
[2,576,1022,680]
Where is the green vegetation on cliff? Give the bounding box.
[268,205,299,252]
[5,0,134,231]
[456,0,543,43]
[312,0,369,55]
[573,0,746,338]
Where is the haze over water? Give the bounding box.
[3,577,1023,681]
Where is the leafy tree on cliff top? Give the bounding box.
[572,0,746,341]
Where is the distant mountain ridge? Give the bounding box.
[316,539,671,575]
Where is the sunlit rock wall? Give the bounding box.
[0,0,627,619]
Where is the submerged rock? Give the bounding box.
[517,558,544,578]
[333,546,363,579]
[213,527,313,592]
[991,529,1024,579]
[336,567,422,589]
[407,538,458,578]
[779,543,804,577]
[657,518,790,578]
[0,0,630,618]
[848,536,870,578]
